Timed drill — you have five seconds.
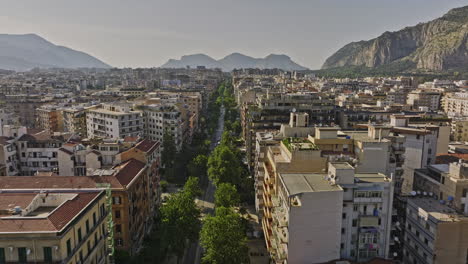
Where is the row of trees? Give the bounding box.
[118,82,227,263]
[200,81,250,264]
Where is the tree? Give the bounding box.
[214,183,240,208]
[200,207,249,264]
[188,154,208,178]
[161,132,177,168]
[159,177,201,259]
[207,145,242,186]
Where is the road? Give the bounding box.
[182,105,225,264]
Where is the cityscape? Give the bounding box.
[1,1,468,264]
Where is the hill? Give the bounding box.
[0,34,111,71]
[161,53,308,71]
[322,6,468,72]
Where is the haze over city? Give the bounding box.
[1,0,466,68]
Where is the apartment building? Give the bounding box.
[62,106,88,136]
[444,92,468,117]
[407,90,441,111]
[267,162,394,263]
[413,161,468,213]
[403,197,468,264]
[451,119,468,142]
[17,131,66,176]
[58,139,124,177]
[141,104,187,151]
[242,91,336,169]
[261,137,328,247]
[0,136,20,176]
[86,103,143,139]
[0,189,112,264]
[0,157,156,256]
[36,105,63,133]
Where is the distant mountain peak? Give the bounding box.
[322,5,468,71]
[0,33,111,71]
[162,52,308,71]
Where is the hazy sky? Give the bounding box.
[1,0,466,69]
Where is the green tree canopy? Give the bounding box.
[200,207,249,264]
[188,154,208,178]
[207,145,242,186]
[214,183,240,208]
[159,177,201,258]
[161,131,177,168]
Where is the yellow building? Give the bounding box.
[0,190,112,264]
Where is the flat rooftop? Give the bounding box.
[408,197,467,222]
[341,131,385,143]
[355,173,390,183]
[279,173,342,196]
[331,162,354,170]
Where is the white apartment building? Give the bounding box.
[141,104,186,151]
[86,103,143,139]
[269,162,394,263]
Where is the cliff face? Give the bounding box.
[322,6,468,71]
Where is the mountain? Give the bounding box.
[0,34,111,71]
[322,6,468,71]
[161,53,308,71]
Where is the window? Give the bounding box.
[93,212,97,226]
[352,219,358,227]
[115,238,124,246]
[424,238,429,245]
[116,224,122,233]
[342,213,346,219]
[341,228,345,234]
[353,205,358,211]
[87,241,91,256]
[66,239,72,256]
[78,228,83,242]
[18,247,27,263]
[86,220,90,233]
[43,247,52,263]
[0,248,5,264]
[79,251,83,263]
[115,210,121,219]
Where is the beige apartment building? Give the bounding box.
[403,197,468,264]
[0,189,112,264]
[267,162,394,263]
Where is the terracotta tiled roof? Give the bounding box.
[0,176,98,189]
[48,192,99,230]
[0,191,101,233]
[124,136,139,142]
[113,159,146,186]
[135,139,160,153]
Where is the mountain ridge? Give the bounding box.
[322,5,468,71]
[0,33,111,71]
[161,53,308,71]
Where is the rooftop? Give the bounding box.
[408,197,467,222]
[355,173,390,183]
[0,191,102,233]
[282,137,319,151]
[279,173,342,196]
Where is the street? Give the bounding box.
[182,105,225,264]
